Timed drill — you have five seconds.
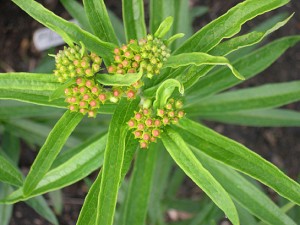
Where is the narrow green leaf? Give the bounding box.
[60,0,92,32]
[177,118,300,206]
[193,148,297,225]
[122,0,147,41]
[186,81,300,115]
[0,183,13,225]
[48,190,63,215]
[174,0,289,54]
[12,0,116,64]
[23,111,83,196]
[187,36,300,99]
[26,196,59,225]
[164,53,244,80]
[196,109,300,127]
[107,10,126,43]
[0,134,107,204]
[96,98,139,225]
[0,101,63,119]
[2,131,20,164]
[96,70,143,86]
[166,33,185,46]
[154,16,174,39]
[153,79,184,109]
[120,147,158,225]
[83,0,118,44]
[161,127,239,225]
[0,154,23,187]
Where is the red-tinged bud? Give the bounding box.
[81,61,88,68]
[83,94,90,100]
[154,119,161,127]
[70,97,77,103]
[168,111,175,118]
[150,137,156,143]
[134,55,141,62]
[127,90,135,99]
[88,110,96,118]
[79,87,86,93]
[89,100,97,107]
[92,64,100,72]
[73,60,79,66]
[85,80,93,87]
[165,103,173,110]
[157,109,164,117]
[172,117,179,124]
[76,78,83,85]
[140,141,148,149]
[152,129,160,137]
[85,68,93,76]
[73,87,79,93]
[93,56,102,64]
[114,55,122,62]
[143,133,151,141]
[117,63,123,68]
[90,52,97,58]
[127,69,136,73]
[69,105,77,111]
[98,93,107,102]
[122,60,129,67]
[108,66,116,73]
[64,88,70,95]
[135,112,142,121]
[137,123,145,131]
[114,48,120,55]
[143,109,149,115]
[124,51,132,58]
[113,89,121,97]
[129,39,136,44]
[145,118,153,127]
[79,101,87,108]
[128,120,136,128]
[178,111,185,118]
[132,61,139,68]
[116,69,124,74]
[121,45,128,51]
[76,67,84,74]
[163,117,169,125]
[175,100,183,109]
[134,131,142,138]
[91,87,99,94]
[66,97,72,103]
[80,108,87,115]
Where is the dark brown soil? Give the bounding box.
[1,0,299,224]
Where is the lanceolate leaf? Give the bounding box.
[163,53,244,80]
[154,16,174,39]
[0,183,13,225]
[12,0,116,64]
[120,147,158,225]
[174,0,289,54]
[122,0,147,41]
[186,80,300,115]
[161,127,239,225]
[23,111,83,196]
[177,118,300,206]
[193,149,297,225]
[153,79,184,109]
[187,36,300,99]
[96,98,139,225]
[83,0,118,45]
[60,0,92,32]
[197,109,300,127]
[96,70,143,86]
[0,154,23,187]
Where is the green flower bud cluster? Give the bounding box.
[54,45,102,83]
[128,98,185,149]
[108,34,170,79]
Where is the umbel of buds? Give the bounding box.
[108,34,171,79]
[128,98,185,149]
[54,45,102,83]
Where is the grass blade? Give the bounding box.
[0,154,23,187]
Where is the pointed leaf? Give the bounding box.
[83,0,118,44]
[164,53,244,80]
[154,16,174,39]
[122,0,147,41]
[177,118,300,206]
[161,127,239,225]
[0,183,13,225]
[0,154,23,187]
[23,111,83,196]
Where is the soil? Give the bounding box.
[0,0,299,224]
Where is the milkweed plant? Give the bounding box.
[0,0,300,224]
